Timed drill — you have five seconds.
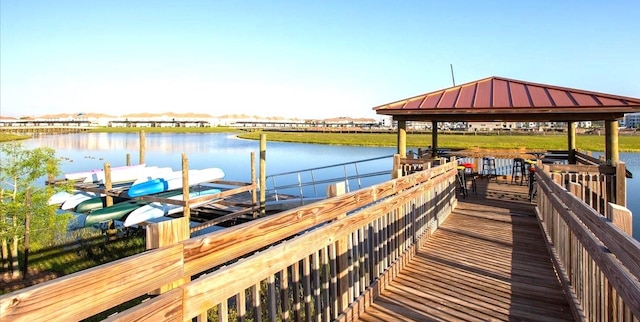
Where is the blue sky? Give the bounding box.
[1,1,639,120]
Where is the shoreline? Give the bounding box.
[3,128,639,152]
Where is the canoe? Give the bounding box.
[74,196,130,213]
[60,191,102,210]
[48,191,75,205]
[65,164,146,181]
[59,167,174,210]
[123,188,221,227]
[127,167,225,197]
[83,190,183,227]
[82,166,173,184]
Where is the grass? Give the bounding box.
[0,133,29,142]
[236,131,640,152]
[5,127,640,151]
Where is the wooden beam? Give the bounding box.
[139,130,146,164]
[567,121,576,164]
[389,111,628,122]
[605,120,619,164]
[397,120,406,158]
[260,134,267,216]
[431,121,438,157]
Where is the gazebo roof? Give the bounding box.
[373,76,640,122]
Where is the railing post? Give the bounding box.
[328,182,350,313]
[615,161,626,207]
[146,217,190,295]
[260,134,267,216]
[392,154,401,179]
[607,203,633,236]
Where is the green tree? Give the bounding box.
[0,142,71,277]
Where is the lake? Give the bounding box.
[22,132,640,239]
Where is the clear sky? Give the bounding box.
[1,1,639,120]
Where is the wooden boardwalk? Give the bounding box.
[357,177,575,322]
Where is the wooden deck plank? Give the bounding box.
[357,179,575,321]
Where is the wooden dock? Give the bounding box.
[357,177,575,321]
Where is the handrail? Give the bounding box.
[574,150,633,178]
[265,154,395,200]
[535,165,640,320]
[0,158,458,321]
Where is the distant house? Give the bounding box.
[624,112,640,128]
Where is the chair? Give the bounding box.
[528,167,537,201]
[511,158,526,185]
[460,162,477,194]
[456,165,468,197]
[481,156,497,181]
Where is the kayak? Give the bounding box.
[74,196,130,213]
[60,191,102,210]
[83,190,183,227]
[59,167,174,210]
[83,166,173,184]
[123,188,221,227]
[127,168,225,197]
[64,164,146,181]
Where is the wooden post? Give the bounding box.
[392,154,401,179]
[260,134,267,216]
[397,119,406,158]
[615,161,626,207]
[23,188,31,279]
[567,121,576,164]
[103,163,113,207]
[327,181,346,198]
[251,151,258,218]
[431,121,438,157]
[146,217,190,295]
[181,153,190,220]
[568,182,582,199]
[327,182,349,313]
[607,203,632,236]
[139,130,146,164]
[605,119,619,164]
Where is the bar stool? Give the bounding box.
[528,167,537,201]
[511,158,526,185]
[481,156,497,181]
[456,165,468,197]
[460,162,477,194]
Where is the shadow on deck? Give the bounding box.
[357,177,575,321]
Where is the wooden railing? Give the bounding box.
[1,159,458,321]
[535,166,640,321]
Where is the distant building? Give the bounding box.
[623,112,640,128]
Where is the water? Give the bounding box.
[20,132,640,239]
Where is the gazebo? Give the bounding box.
[373,76,640,164]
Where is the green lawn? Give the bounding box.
[236,131,640,152]
[3,127,639,151]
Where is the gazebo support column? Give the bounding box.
[431,121,438,158]
[568,121,576,164]
[605,119,619,164]
[397,120,406,158]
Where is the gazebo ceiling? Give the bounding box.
[373,76,640,122]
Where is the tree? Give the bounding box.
[0,142,71,277]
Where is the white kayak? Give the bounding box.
[60,191,101,210]
[123,187,221,227]
[83,165,172,184]
[65,164,146,181]
[48,191,75,205]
